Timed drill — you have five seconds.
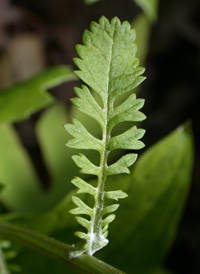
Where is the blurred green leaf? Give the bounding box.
[0,183,5,194]
[0,66,76,124]
[35,102,102,209]
[134,0,159,22]
[98,124,193,273]
[0,10,153,214]
[0,124,45,213]
[0,238,20,274]
[0,104,76,213]
[0,247,11,274]
[35,104,76,208]
[0,66,77,213]
[0,102,101,213]
[133,13,151,65]
[0,125,193,273]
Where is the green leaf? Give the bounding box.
[65,16,146,256]
[105,191,128,201]
[0,124,44,213]
[134,0,159,22]
[0,125,192,272]
[74,231,89,240]
[0,247,11,274]
[72,154,100,175]
[4,102,100,213]
[108,126,145,151]
[99,124,194,273]
[72,85,105,129]
[0,65,76,124]
[0,188,76,236]
[72,177,96,196]
[106,154,137,175]
[65,118,103,150]
[0,239,20,274]
[0,183,5,194]
[102,214,116,225]
[73,18,145,104]
[102,204,119,216]
[70,196,93,216]
[133,14,151,65]
[35,103,77,208]
[0,104,77,213]
[75,216,91,230]
[109,95,146,129]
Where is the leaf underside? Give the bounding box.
[65,16,146,257]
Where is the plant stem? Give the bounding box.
[0,221,125,274]
[89,97,112,254]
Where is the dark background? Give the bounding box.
[0,0,199,273]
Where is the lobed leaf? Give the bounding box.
[102,214,116,226]
[105,190,128,201]
[71,177,97,197]
[70,196,93,216]
[108,126,145,151]
[72,85,105,129]
[108,94,146,129]
[75,217,91,230]
[65,118,102,151]
[72,154,100,175]
[65,16,146,256]
[74,16,145,105]
[74,231,89,240]
[102,204,120,216]
[106,153,137,175]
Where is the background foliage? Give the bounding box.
[0,0,199,273]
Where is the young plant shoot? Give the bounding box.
[65,16,146,257]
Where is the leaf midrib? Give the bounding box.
[89,21,117,250]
